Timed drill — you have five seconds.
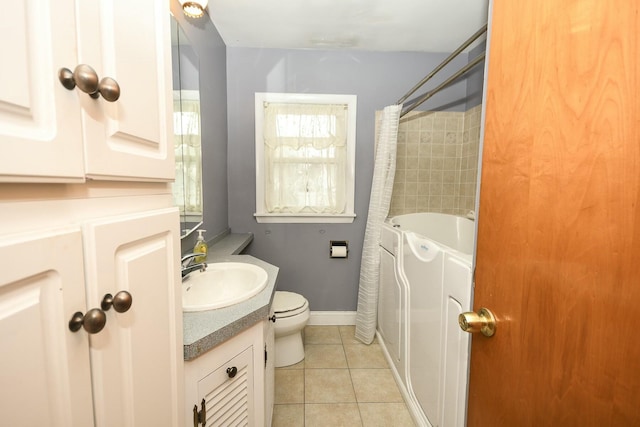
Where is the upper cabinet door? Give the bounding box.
[76,0,174,182]
[0,0,85,182]
[0,0,173,183]
[0,227,93,426]
[82,207,182,427]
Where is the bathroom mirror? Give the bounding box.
[171,15,204,237]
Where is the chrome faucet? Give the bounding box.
[181,253,207,279]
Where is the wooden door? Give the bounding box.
[82,208,182,427]
[468,1,640,425]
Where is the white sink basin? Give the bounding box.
[182,262,268,312]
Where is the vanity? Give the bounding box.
[182,233,277,427]
[169,10,276,426]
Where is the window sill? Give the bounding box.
[254,213,356,224]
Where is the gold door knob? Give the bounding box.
[459,307,496,337]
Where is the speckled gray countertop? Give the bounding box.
[182,233,279,361]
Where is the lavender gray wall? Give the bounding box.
[226,47,475,311]
[171,3,229,253]
[172,44,199,91]
[465,41,487,109]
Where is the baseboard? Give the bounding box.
[308,311,357,325]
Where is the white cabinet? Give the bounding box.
[197,347,254,425]
[185,322,266,427]
[0,207,183,427]
[0,228,93,427]
[0,0,181,424]
[0,0,173,183]
[264,309,275,427]
[83,208,182,427]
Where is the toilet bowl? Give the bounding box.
[273,291,310,367]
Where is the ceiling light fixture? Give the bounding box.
[179,0,208,18]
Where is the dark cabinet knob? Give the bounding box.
[226,366,238,378]
[58,64,120,102]
[101,290,133,313]
[68,308,107,334]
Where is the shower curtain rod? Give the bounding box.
[397,24,488,113]
[400,52,485,118]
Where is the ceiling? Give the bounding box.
[207,0,490,52]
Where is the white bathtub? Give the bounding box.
[377,213,474,427]
[390,212,474,256]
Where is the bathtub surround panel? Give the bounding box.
[377,213,473,426]
[227,47,478,311]
[390,104,482,217]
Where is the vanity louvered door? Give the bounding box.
[198,346,254,426]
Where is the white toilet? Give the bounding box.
[272,291,310,367]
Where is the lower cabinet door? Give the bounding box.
[0,227,93,426]
[197,346,255,426]
[185,322,265,427]
[82,207,182,427]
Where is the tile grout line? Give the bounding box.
[274,325,413,426]
[302,326,363,425]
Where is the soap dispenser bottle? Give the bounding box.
[193,230,208,263]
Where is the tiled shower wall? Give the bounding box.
[388,104,482,217]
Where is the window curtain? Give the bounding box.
[355,104,402,344]
[263,103,348,213]
[173,94,202,216]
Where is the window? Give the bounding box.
[172,90,203,221]
[255,93,357,223]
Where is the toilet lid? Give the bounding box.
[273,291,308,315]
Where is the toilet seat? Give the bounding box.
[273,291,308,318]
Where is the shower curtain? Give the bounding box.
[355,104,402,344]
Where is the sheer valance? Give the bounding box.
[263,103,348,149]
[173,94,202,216]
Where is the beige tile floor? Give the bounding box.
[273,325,416,427]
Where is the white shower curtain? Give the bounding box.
[355,104,402,344]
